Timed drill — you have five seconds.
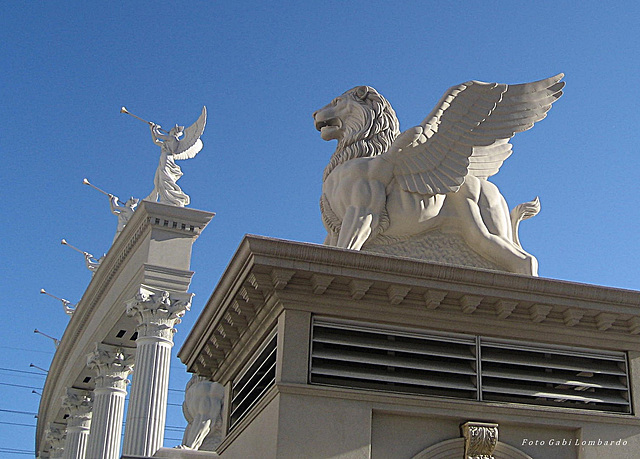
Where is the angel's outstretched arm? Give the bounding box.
[109,195,121,214]
[149,124,165,146]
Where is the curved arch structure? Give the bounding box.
[412,438,533,459]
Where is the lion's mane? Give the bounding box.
[323,86,401,181]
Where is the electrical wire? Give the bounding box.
[0,367,47,376]
[0,408,37,416]
[0,382,43,390]
[0,447,32,455]
[0,421,36,428]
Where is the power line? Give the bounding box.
[165,426,186,432]
[0,408,37,416]
[0,367,46,376]
[0,382,43,390]
[0,367,186,391]
[0,421,36,428]
[0,447,32,455]
[0,345,54,355]
[0,413,185,429]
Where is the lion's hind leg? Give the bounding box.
[456,195,538,276]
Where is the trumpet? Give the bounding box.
[83,178,111,197]
[61,239,89,256]
[120,106,168,134]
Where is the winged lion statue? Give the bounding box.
[313,74,564,276]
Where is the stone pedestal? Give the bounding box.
[122,286,192,457]
[85,344,134,459]
[179,236,640,459]
[61,389,92,459]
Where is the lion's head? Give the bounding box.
[314,85,400,180]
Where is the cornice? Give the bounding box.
[180,235,640,378]
[143,201,215,235]
[240,236,640,307]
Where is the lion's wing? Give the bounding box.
[385,74,564,195]
[173,106,207,160]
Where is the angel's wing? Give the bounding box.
[173,106,207,161]
[386,74,564,195]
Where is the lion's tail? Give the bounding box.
[510,197,540,249]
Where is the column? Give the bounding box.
[45,423,66,459]
[85,343,134,459]
[122,286,192,457]
[61,388,92,459]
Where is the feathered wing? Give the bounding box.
[173,106,207,160]
[385,74,564,194]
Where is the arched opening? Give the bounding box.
[411,438,533,459]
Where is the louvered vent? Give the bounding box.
[230,332,277,428]
[310,320,478,399]
[480,339,631,413]
[309,319,632,414]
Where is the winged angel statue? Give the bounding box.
[146,107,207,207]
[313,75,564,276]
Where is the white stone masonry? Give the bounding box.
[85,343,134,459]
[45,423,66,459]
[122,286,192,457]
[61,388,92,459]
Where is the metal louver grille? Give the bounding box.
[310,320,478,399]
[480,339,630,413]
[309,319,632,414]
[230,332,277,428]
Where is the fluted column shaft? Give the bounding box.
[122,335,172,455]
[85,344,134,459]
[63,425,89,459]
[61,389,92,459]
[122,287,191,457]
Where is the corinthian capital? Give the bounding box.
[125,285,193,341]
[45,422,66,456]
[87,343,135,390]
[61,388,93,428]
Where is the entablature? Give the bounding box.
[181,235,640,382]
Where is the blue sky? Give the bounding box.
[2,1,639,455]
